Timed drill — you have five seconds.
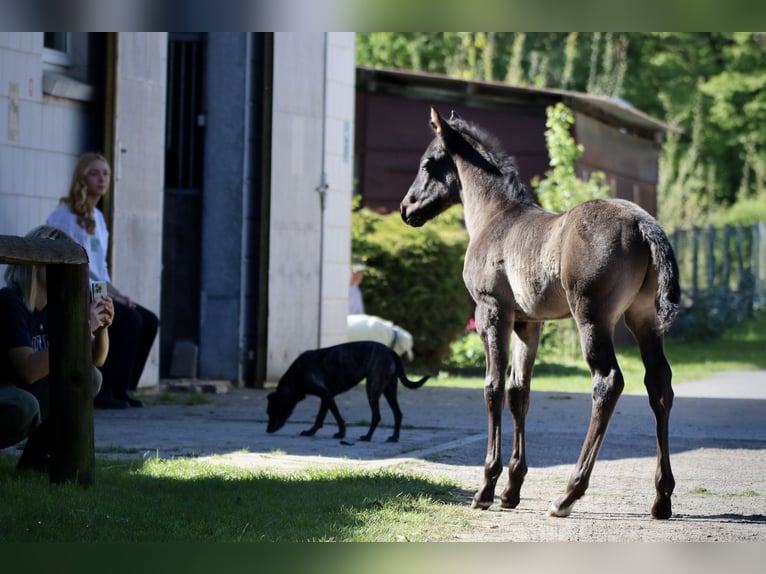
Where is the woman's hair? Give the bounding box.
[60,152,109,235]
[4,225,69,312]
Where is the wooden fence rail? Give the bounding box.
[671,221,766,310]
[0,234,94,486]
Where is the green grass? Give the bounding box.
[0,456,473,542]
[434,314,766,394]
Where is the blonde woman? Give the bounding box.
[0,225,114,472]
[47,153,158,409]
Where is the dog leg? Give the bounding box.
[382,384,402,442]
[325,398,347,439]
[360,398,382,442]
[301,400,330,436]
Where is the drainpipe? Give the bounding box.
[316,32,328,348]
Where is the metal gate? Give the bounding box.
[161,32,206,377]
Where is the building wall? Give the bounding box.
[355,91,550,213]
[0,32,91,254]
[319,32,356,349]
[266,32,355,380]
[1,32,356,386]
[355,71,663,217]
[111,33,167,386]
[198,33,250,382]
[574,112,660,216]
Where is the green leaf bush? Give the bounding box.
[351,204,471,371]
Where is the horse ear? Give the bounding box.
[449,110,461,121]
[429,106,443,135]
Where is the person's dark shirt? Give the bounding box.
[0,286,48,385]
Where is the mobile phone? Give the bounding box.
[90,281,108,302]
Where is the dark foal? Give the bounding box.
[400,107,680,519]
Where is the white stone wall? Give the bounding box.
[266,32,355,380]
[0,32,89,254]
[320,32,355,348]
[111,33,167,387]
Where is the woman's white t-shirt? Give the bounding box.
[46,203,111,283]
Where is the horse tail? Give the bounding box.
[393,352,430,389]
[638,218,681,333]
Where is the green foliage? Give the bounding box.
[442,330,483,371]
[444,320,581,373]
[531,102,611,212]
[352,204,470,370]
[710,198,766,228]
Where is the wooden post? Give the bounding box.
[46,261,95,485]
[692,226,700,300]
[0,234,93,486]
[706,225,716,291]
[721,225,731,291]
[735,224,746,291]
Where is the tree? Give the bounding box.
[531,102,611,212]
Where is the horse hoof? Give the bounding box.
[471,498,492,510]
[500,485,521,508]
[548,502,573,518]
[651,497,672,519]
[500,497,520,509]
[385,436,399,443]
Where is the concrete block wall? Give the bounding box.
[111,33,167,387]
[265,32,355,380]
[320,32,355,348]
[0,32,90,249]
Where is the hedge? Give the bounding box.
[351,204,471,370]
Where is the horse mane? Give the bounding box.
[448,116,540,207]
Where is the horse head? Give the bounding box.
[400,107,463,227]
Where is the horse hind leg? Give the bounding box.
[549,322,624,518]
[499,321,540,509]
[625,310,675,519]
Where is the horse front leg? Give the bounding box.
[472,301,511,510]
[549,323,624,517]
[500,321,541,508]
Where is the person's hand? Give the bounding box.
[89,295,115,332]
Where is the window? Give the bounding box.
[44,33,67,51]
[43,32,71,67]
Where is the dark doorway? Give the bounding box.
[161,32,206,377]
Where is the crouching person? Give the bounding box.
[0,225,114,472]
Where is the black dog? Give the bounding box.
[266,341,429,442]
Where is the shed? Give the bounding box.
[355,66,680,216]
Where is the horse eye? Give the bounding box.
[421,160,431,172]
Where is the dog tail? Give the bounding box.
[394,353,430,389]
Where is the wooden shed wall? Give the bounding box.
[355,91,551,213]
[355,89,661,218]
